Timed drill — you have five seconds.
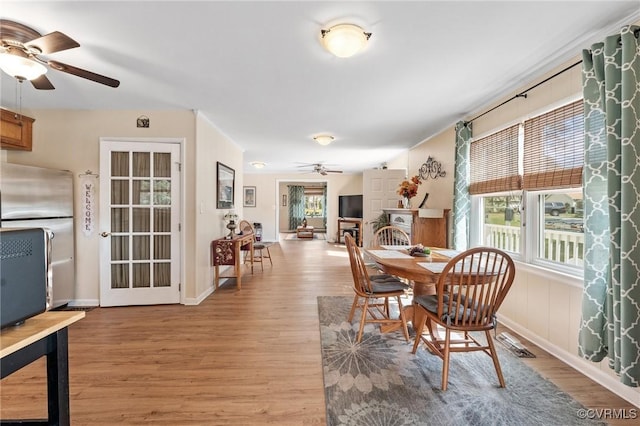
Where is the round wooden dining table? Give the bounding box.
[364,246,456,326]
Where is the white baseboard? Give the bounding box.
[67,299,99,307]
[66,279,225,307]
[184,284,215,305]
[499,315,640,408]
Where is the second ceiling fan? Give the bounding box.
[298,163,343,176]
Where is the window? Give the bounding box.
[299,185,326,218]
[479,193,522,254]
[304,194,324,217]
[537,191,584,266]
[470,99,584,274]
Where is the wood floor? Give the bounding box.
[1,237,636,425]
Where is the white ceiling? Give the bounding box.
[2,1,639,174]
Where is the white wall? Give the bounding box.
[194,112,244,303]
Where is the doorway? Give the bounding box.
[276,180,328,234]
[99,139,182,307]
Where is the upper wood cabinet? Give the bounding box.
[1,108,34,151]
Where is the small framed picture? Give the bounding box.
[243,186,256,207]
[282,194,287,207]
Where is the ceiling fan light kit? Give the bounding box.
[313,135,334,146]
[0,52,46,80]
[320,24,371,58]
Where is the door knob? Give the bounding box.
[100,232,111,237]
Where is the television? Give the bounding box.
[339,194,363,219]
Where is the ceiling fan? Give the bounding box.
[0,19,120,90]
[297,163,343,176]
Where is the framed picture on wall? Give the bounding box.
[243,186,256,207]
[217,162,235,209]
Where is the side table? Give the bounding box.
[211,233,254,289]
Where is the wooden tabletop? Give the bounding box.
[0,311,85,358]
[364,246,454,283]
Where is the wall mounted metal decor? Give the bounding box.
[418,156,446,180]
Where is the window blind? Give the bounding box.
[304,187,325,196]
[469,124,521,194]
[523,100,584,189]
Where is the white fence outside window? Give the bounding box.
[484,224,584,266]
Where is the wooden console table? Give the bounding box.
[1,310,85,425]
[337,218,363,246]
[211,233,254,290]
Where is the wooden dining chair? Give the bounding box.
[372,225,411,247]
[238,220,254,236]
[238,219,254,261]
[411,247,516,391]
[345,233,410,343]
[251,240,273,271]
[239,221,273,271]
[370,225,412,285]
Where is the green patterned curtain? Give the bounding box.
[322,185,328,229]
[452,121,472,251]
[579,25,640,387]
[288,185,305,230]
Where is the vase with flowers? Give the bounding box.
[397,175,421,209]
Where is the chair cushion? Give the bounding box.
[414,294,490,325]
[370,274,395,281]
[414,294,440,313]
[371,279,409,293]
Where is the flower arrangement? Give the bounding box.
[397,175,421,199]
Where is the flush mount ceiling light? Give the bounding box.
[320,24,371,58]
[250,161,266,169]
[313,135,335,146]
[0,52,47,80]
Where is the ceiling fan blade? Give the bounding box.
[324,170,343,173]
[31,74,55,90]
[48,60,120,88]
[25,31,79,54]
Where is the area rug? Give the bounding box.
[318,296,603,426]
[285,232,326,240]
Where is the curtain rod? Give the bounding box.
[464,59,583,125]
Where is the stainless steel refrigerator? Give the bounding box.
[0,162,75,308]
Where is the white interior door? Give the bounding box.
[362,169,406,247]
[99,140,181,307]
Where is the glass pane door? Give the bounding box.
[99,141,180,307]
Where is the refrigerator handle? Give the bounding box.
[45,229,53,310]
